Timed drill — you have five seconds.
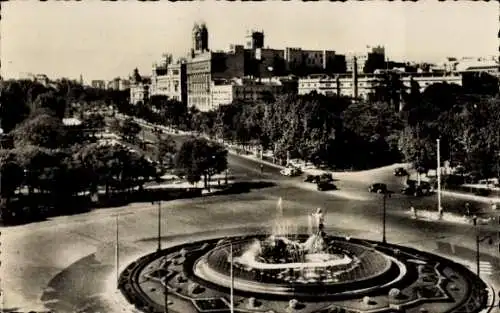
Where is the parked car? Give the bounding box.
[319,172,334,182]
[287,159,303,168]
[304,175,320,183]
[280,167,302,177]
[474,188,491,196]
[401,181,432,196]
[368,183,388,193]
[393,167,408,177]
[317,181,337,191]
[305,172,333,183]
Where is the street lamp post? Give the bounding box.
[152,200,168,312]
[115,214,120,289]
[382,192,391,244]
[230,243,234,313]
[437,139,442,216]
[153,201,162,252]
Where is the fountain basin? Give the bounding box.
[188,235,402,299]
[235,253,353,270]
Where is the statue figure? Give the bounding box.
[311,208,325,233]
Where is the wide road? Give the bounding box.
[2,121,500,313]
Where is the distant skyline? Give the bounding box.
[1,1,498,82]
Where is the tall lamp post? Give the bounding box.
[437,139,442,216]
[382,191,392,244]
[152,200,162,252]
[152,200,168,312]
[115,214,120,289]
[230,243,234,313]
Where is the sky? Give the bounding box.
[1,1,498,82]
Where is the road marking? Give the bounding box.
[479,261,494,275]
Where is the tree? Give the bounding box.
[174,138,227,189]
[156,132,177,168]
[75,143,155,196]
[83,113,105,131]
[12,146,70,196]
[398,125,438,171]
[0,80,32,133]
[11,114,68,149]
[119,117,141,143]
[31,91,67,119]
[82,113,106,138]
[372,72,404,112]
[0,149,24,201]
[76,143,125,196]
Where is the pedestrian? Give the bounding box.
[260,164,264,174]
[438,206,443,220]
[411,206,417,219]
[491,201,497,211]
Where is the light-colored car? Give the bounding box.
[280,167,302,177]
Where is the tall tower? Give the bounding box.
[245,30,264,50]
[192,23,201,53]
[192,23,209,56]
[252,31,264,49]
[199,23,209,52]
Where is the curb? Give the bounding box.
[481,280,496,313]
[441,190,500,204]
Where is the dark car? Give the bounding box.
[474,188,491,196]
[369,183,388,193]
[393,167,408,177]
[319,172,334,182]
[304,175,320,183]
[401,182,432,196]
[317,181,337,191]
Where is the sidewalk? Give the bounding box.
[441,189,500,204]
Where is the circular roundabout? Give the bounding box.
[119,211,490,313]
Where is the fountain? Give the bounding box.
[191,201,399,299]
[271,197,298,239]
[119,197,489,313]
[232,206,356,283]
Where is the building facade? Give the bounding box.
[346,46,386,74]
[130,82,150,105]
[119,79,130,91]
[150,61,188,105]
[187,52,213,111]
[186,24,247,111]
[129,69,151,105]
[284,48,345,74]
[210,78,284,110]
[107,77,129,91]
[298,72,463,100]
[91,80,106,89]
[401,73,462,93]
